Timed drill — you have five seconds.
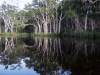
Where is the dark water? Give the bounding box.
[0,37,100,75]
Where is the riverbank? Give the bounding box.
[31,30,100,38]
[62,30,100,38]
[0,32,29,37]
[32,32,60,36]
[0,30,100,38]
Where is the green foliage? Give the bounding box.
[67,10,78,17]
[38,7,46,11]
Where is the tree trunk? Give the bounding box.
[5,28,7,32]
[58,12,63,33]
[11,23,14,33]
[11,28,13,33]
[58,20,61,33]
[53,19,56,32]
[50,21,51,33]
[91,19,94,32]
[43,21,48,34]
[75,17,79,30]
[0,24,1,33]
[35,26,38,34]
[56,11,58,33]
[4,21,8,32]
[38,25,41,33]
[15,27,17,32]
[85,11,88,30]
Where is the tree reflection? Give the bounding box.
[24,38,63,75]
[58,38,100,75]
[0,37,23,70]
[0,37,100,75]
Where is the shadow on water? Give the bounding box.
[0,36,100,75]
[24,37,36,46]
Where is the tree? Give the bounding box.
[25,0,61,34]
[0,4,18,33]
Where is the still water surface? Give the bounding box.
[0,37,100,75]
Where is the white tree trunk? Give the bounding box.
[58,21,61,33]
[38,25,41,33]
[50,21,51,33]
[4,20,8,32]
[43,21,48,34]
[11,28,13,33]
[56,11,58,33]
[11,23,14,33]
[58,12,62,33]
[85,11,88,30]
[53,19,56,32]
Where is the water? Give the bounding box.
[0,36,100,75]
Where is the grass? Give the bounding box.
[0,30,100,38]
[0,32,18,36]
[63,30,100,38]
[31,32,60,36]
[0,32,30,37]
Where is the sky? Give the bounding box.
[0,0,32,10]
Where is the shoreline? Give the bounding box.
[0,30,100,38]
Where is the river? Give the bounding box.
[0,36,100,75]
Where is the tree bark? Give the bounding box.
[10,23,14,33]
[91,19,94,32]
[53,19,56,32]
[85,11,88,30]
[50,21,51,33]
[38,25,41,33]
[58,12,62,33]
[55,10,58,33]
[35,26,38,34]
[43,21,48,34]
